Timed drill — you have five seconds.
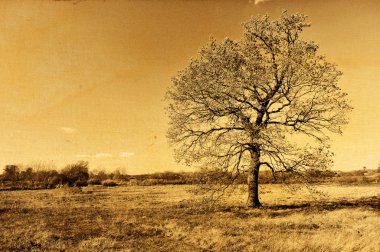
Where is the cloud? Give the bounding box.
[76,152,135,159]
[60,127,77,134]
[94,153,112,158]
[120,152,135,158]
[253,0,271,4]
[76,153,113,159]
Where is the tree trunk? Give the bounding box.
[247,150,261,208]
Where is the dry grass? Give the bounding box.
[0,184,379,251]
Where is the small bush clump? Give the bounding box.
[88,178,102,185]
[102,180,118,187]
[61,161,90,187]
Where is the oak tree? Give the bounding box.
[166,12,351,207]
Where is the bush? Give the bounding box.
[102,179,118,187]
[88,178,102,185]
[47,175,63,188]
[74,180,89,187]
[90,171,109,181]
[20,167,33,181]
[3,165,20,181]
[335,176,360,184]
[61,161,89,187]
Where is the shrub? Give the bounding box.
[3,165,20,181]
[20,167,33,181]
[47,175,63,188]
[88,178,102,185]
[90,170,109,181]
[335,176,360,184]
[140,178,163,186]
[102,179,118,187]
[61,161,89,187]
[74,180,89,187]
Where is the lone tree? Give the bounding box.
[166,12,351,207]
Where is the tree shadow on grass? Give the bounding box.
[265,196,380,212]
[226,196,380,219]
[167,196,379,220]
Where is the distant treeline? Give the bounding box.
[127,168,380,186]
[0,162,379,190]
[0,161,91,190]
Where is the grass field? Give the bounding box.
[0,184,379,251]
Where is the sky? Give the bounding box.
[0,0,379,174]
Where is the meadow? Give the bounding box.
[0,184,379,251]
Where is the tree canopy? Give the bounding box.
[166,11,352,207]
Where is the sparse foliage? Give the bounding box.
[166,11,352,207]
[61,161,90,187]
[3,165,20,182]
[102,179,118,187]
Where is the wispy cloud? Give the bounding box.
[120,152,135,158]
[253,0,271,5]
[76,152,135,159]
[60,127,77,134]
[94,153,112,158]
[76,153,113,159]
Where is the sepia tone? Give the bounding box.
[0,0,379,251]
